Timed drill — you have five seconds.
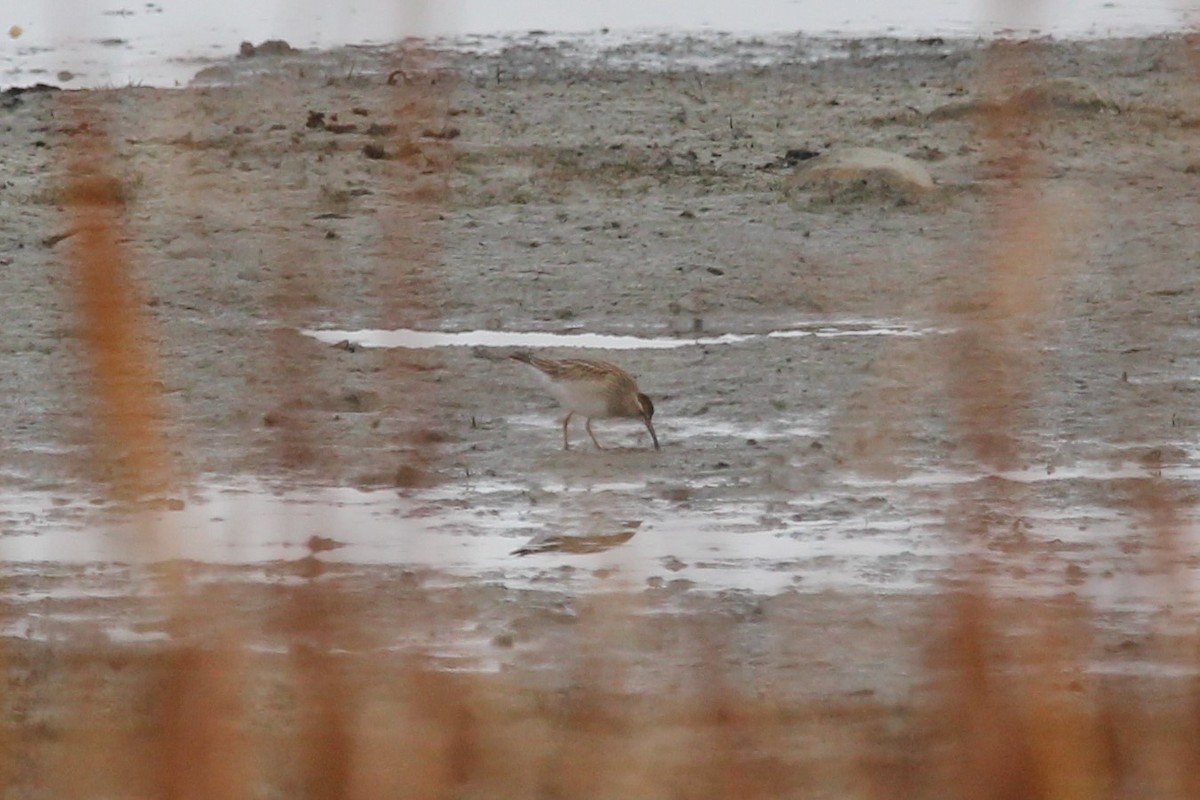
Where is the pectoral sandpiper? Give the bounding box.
[510,352,659,451]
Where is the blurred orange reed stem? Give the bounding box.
[59,95,251,800]
[63,113,171,500]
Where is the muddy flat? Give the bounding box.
[2,32,1200,794]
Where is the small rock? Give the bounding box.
[239,39,297,58]
[785,146,935,207]
[362,143,388,160]
[42,230,75,248]
[784,148,820,165]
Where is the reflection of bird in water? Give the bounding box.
[510,352,659,451]
[511,521,642,556]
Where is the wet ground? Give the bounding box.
[3,32,1200,727]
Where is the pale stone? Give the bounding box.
[786,147,934,206]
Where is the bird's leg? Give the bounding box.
[585,418,605,450]
[561,411,574,450]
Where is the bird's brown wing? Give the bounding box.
[526,357,632,384]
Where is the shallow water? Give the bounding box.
[302,318,946,351]
[4,444,1200,672]
[2,452,1197,604]
[3,0,1192,90]
[0,480,939,595]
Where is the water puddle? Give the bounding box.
[3,464,1194,600]
[0,477,958,602]
[302,318,944,351]
[4,450,1200,664]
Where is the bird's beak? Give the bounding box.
[643,417,660,451]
